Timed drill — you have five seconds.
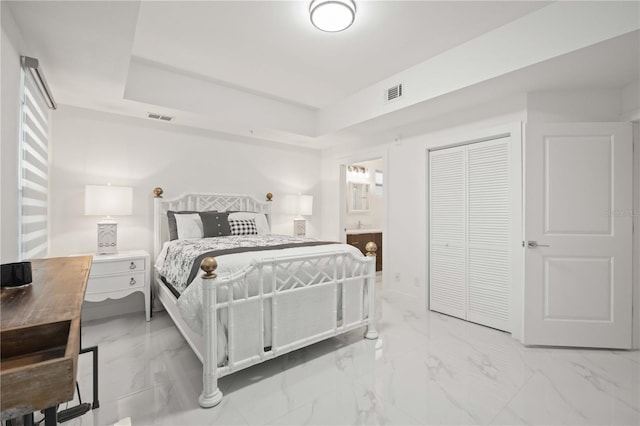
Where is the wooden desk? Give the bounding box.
[0,256,92,422]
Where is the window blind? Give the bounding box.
[19,70,49,259]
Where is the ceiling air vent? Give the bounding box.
[147,113,174,122]
[385,83,403,103]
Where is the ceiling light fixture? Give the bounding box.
[309,0,356,33]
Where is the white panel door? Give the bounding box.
[523,123,633,348]
[429,146,467,320]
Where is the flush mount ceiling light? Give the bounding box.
[309,0,356,32]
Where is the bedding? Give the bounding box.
[228,212,270,234]
[158,234,339,292]
[156,236,366,365]
[201,212,231,237]
[167,210,270,240]
[229,219,258,235]
[174,213,204,239]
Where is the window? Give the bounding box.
[18,67,50,259]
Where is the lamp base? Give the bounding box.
[293,218,306,237]
[97,220,118,255]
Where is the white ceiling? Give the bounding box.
[131,1,550,108]
[5,1,638,148]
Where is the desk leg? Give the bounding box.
[23,413,34,426]
[79,319,100,409]
[80,346,99,409]
[43,407,56,426]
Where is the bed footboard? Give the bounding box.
[196,243,378,408]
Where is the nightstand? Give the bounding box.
[86,250,150,321]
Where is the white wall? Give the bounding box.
[621,81,640,122]
[49,106,323,258]
[527,89,622,122]
[383,118,525,298]
[321,95,528,297]
[49,106,322,319]
[1,4,29,263]
[322,87,640,348]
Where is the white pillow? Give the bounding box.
[228,212,270,234]
[174,213,204,239]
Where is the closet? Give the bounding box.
[429,136,518,332]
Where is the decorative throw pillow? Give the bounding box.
[200,211,231,237]
[167,210,199,240]
[229,218,258,235]
[168,210,217,240]
[174,214,203,239]
[228,212,270,234]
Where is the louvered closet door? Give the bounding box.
[429,137,515,332]
[429,146,466,320]
[466,139,511,331]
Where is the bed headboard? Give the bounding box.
[152,187,273,259]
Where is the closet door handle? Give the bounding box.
[527,241,550,248]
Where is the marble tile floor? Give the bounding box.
[65,287,639,426]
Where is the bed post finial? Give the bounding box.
[365,242,377,257]
[153,187,164,198]
[200,257,218,279]
[266,192,273,202]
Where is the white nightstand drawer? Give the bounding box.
[87,271,146,294]
[83,250,151,321]
[90,258,146,277]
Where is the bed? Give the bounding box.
[152,188,378,408]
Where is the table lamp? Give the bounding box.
[284,194,313,237]
[85,184,133,254]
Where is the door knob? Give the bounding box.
[527,241,550,248]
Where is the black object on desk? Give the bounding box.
[1,262,32,287]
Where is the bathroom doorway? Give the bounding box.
[341,158,384,272]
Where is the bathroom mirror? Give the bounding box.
[348,182,370,212]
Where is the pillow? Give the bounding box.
[168,210,218,240]
[229,219,258,236]
[167,210,199,240]
[228,212,270,234]
[174,213,203,239]
[200,211,231,237]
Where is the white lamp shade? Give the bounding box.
[85,185,133,216]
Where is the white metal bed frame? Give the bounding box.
[152,188,378,408]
